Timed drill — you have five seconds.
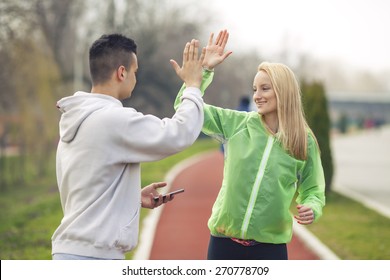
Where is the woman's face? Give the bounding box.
[253,70,277,116]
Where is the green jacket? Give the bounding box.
[174,71,326,244]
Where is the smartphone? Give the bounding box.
[153,188,185,202]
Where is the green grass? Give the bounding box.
[0,177,62,259]
[306,192,390,259]
[0,137,389,260]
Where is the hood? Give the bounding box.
[56,91,121,143]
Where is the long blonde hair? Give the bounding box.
[258,62,313,160]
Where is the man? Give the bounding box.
[52,34,205,260]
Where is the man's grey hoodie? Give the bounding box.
[52,88,203,259]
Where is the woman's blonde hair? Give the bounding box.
[258,62,314,160]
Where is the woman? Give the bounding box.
[175,30,325,260]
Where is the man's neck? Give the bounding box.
[91,83,119,99]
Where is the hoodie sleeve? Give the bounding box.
[174,70,214,111]
[110,87,204,162]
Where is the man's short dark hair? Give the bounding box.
[89,34,137,85]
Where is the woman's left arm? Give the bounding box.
[295,134,326,223]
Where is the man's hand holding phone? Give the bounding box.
[141,182,184,209]
[153,188,185,203]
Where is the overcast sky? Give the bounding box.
[208,0,389,73]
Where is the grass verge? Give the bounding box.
[306,191,390,259]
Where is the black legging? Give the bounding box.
[207,235,288,260]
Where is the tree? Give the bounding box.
[32,0,215,117]
[0,1,60,189]
[34,0,85,85]
[97,0,208,117]
[0,0,215,190]
[301,81,334,193]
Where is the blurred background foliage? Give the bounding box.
[0,0,333,193]
[0,1,332,196]
[302,81,333,192]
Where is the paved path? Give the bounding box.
[136,151,327,260]
[331,126,390,218]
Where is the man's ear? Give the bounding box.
[117,66,126,81]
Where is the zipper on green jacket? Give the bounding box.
[240,135,274,239]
